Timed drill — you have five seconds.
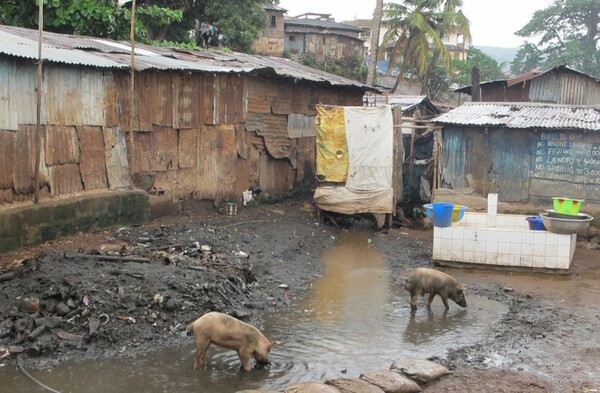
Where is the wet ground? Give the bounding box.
[1,197,599,392]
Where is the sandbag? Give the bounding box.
[284,381,341,393]
[389,358,450,384]
[360,370,422,393]
[326,377,385,393]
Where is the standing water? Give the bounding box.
[0,230,507,392]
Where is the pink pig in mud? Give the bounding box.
[187,311,279,371]
[404,267,467,311]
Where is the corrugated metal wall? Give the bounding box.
[0,58,363,206]
[441,126,600,203]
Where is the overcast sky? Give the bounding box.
[277,0,550,48]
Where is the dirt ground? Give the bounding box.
[1,195,599,392]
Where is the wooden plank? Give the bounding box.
[77,126,108,190]
[45,125,80,166]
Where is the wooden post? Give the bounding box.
[128,0,137,189]
[33,0,44,203]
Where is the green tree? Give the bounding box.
[381,0,470,94]
[511,0,600,77]
[0,0,275,52]
[452,48,505,86]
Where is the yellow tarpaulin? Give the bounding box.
[315,106,348,183]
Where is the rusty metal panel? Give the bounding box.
[202,75,217,125]
[0,60,39,131]
[247,96,271,114]
[288,113,316,138]
[264,135,295,161]
[260,114,288,136]
[0,131,14,189]
[153,170,177,192]
[195,124,237,198]
[136,72,174,130]
[216,74,245,124]
[133,127,178,172]
[77,126,108,190]
[13,124,35,194]
[245,112,264,132]
[173,74,203,129]
[296,136,316,182]
[103,127,130,189]
[103,71,119,127]
[179,128,199,168]
[176,167,198,192]
[112,71,139,131]
[48,163,83,196]
[235,123,251,159]
[271,80,292,114]
[257,151,295,193]
[45,67,105,126]
[45,125,80,166]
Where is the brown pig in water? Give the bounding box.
[404,267,467,311]
[187,311,279,371]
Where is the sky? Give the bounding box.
[277,0,550,48]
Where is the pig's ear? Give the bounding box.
[269,340,282,348]
[460,284,467,292]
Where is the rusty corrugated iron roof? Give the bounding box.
[432,102,600,131]
[0,25,372,89]
[454,65,599,94]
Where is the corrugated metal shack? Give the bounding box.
[0,25,373,207]
[432,102,600,205]
[284,17,364,60]
[455,65,600,105]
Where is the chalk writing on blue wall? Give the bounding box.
[532,132,600,184]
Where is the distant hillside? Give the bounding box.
[474,46,519,72]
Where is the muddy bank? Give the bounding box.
[0,199,337,370]
[0,197,599,392]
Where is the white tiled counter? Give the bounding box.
[433,213,576,271]
[432,195,577,272]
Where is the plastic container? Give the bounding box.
[452,205,468,223]
[526,216,546,231]
[431,202,455,227]
[552,197,584,215]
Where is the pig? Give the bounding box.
[187,311,278,371]
[404,267,467,311]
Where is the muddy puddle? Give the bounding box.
[0,230,509,392]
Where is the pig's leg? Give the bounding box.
[238,347,253,371]
[194,337,211,370]
[441,296,450,311]
[410,289,421,311]
[427,293,436,309]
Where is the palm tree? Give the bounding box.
[367,0,384,86]
[381,0,470,94]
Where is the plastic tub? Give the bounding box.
[552,197,584,215]
[526,216,546,231]
[452,205,468,223]
[431,202,454,227]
